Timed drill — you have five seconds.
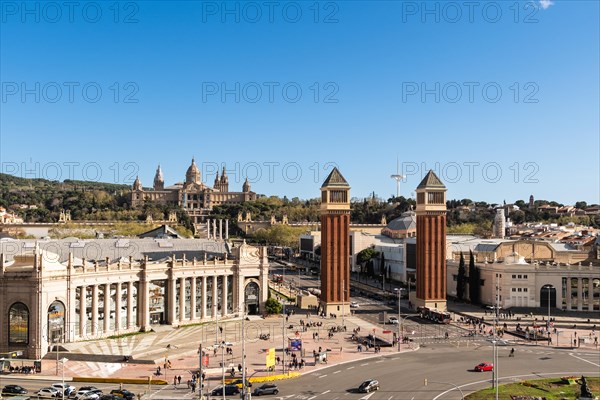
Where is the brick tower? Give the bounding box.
[414,170,447,311]
[320,167,350,316]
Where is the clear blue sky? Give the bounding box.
[1,0,598,205]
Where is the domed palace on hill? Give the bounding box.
[131,158,258,226]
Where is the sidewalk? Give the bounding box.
[448,302,600,350]
[11,310,415,383]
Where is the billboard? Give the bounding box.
[266,348,275,368]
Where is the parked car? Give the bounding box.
[253,384,279,396]
[388,316,399,324]
[2,385,28,395]
[350,302,359,308]
[73,388,103,400]
[37,387,61,398]
[211,385,240,396]
[474,362,494,372]
[109,389,135,400]
[358,379,380,393]
[99,395,121,400]
[51,383,76,396]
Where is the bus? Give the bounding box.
[417,307,452,324]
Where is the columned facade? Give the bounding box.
[0,239,269,360]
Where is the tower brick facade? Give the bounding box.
[415,170,448,311]
[319,168,350,316]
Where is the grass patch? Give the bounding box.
[466,377,600,400]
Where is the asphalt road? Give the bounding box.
[274,342,600,400]
[3,343,598,400]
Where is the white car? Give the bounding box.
[37,387,60,398]
[74,389,102,400]
[350,302,359,308]
[51,383,76,396]
[388,316,399,324]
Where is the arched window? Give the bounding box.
[9,302,29,345]
[48,301,65,344]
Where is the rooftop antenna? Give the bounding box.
[390,156,405,198]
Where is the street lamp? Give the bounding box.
[543,284,554,346]
[0,357,4,400]
[60,357,68,400]
[395,288,401,351]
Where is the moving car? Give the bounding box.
[2,385,28,395]
[109,389,135,400]
[211,385,240,396]
[37,387,61,398]
[358,379,380,393]
[253,384,279,396]
[350,302,359,308]
[474,362,494,372]
[388,316,399,324]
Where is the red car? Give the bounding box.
[474,362,494,372]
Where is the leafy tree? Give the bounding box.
[264,297,282,315]
[575,201,587,209]
[456,252,466,301]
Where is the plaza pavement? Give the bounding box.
[9,302,599,384]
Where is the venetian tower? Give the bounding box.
[415,170,447,311]
[319,168,351,316]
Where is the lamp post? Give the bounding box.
[0,357,4,400]
[543,284,553,346]
[395,288,401,351]
[60,357,68,400]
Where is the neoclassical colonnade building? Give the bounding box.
[0,238,269,359]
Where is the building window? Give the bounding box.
[518,275,522,279]
[524,288,528,292]
[452,274,457,281]
[48,301,65,344]
[524,275,528,279]
[479,279,485,286]
[518,288,522,292]
[9,302,29,345]
[512,275,516,279]
[512,288,516,292]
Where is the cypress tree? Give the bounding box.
[456,252,466,301]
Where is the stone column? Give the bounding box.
[207,219,211,239]
[212,275,218,318]
[103,283,111,334]
[219,219,223,240]
[566,277,572,310]
[577,277,583,310]
[225,219,229,240]
[91,285,99,336]
[127,281,134,329]
[201,276,207,319]
[223,275,228,315]
[190,277,197,320]
[79,286,87,338]
[115,282,122,332]
[139,278,150,331]
[213,222,217,241]
[179,277,186,322]
[168,275,176,324]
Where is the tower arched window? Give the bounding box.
[8,302,29,345]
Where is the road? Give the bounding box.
[274,342,600,400]
[3,342,599,400]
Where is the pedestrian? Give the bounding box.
[178,375,182,384]
[174,376,177,386]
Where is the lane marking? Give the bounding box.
[321,390,331,395]
[347,366,355,370]
[319,374,328,378]
[360,363,369,366]
[333,370,341,374]
[570,353,600,367]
